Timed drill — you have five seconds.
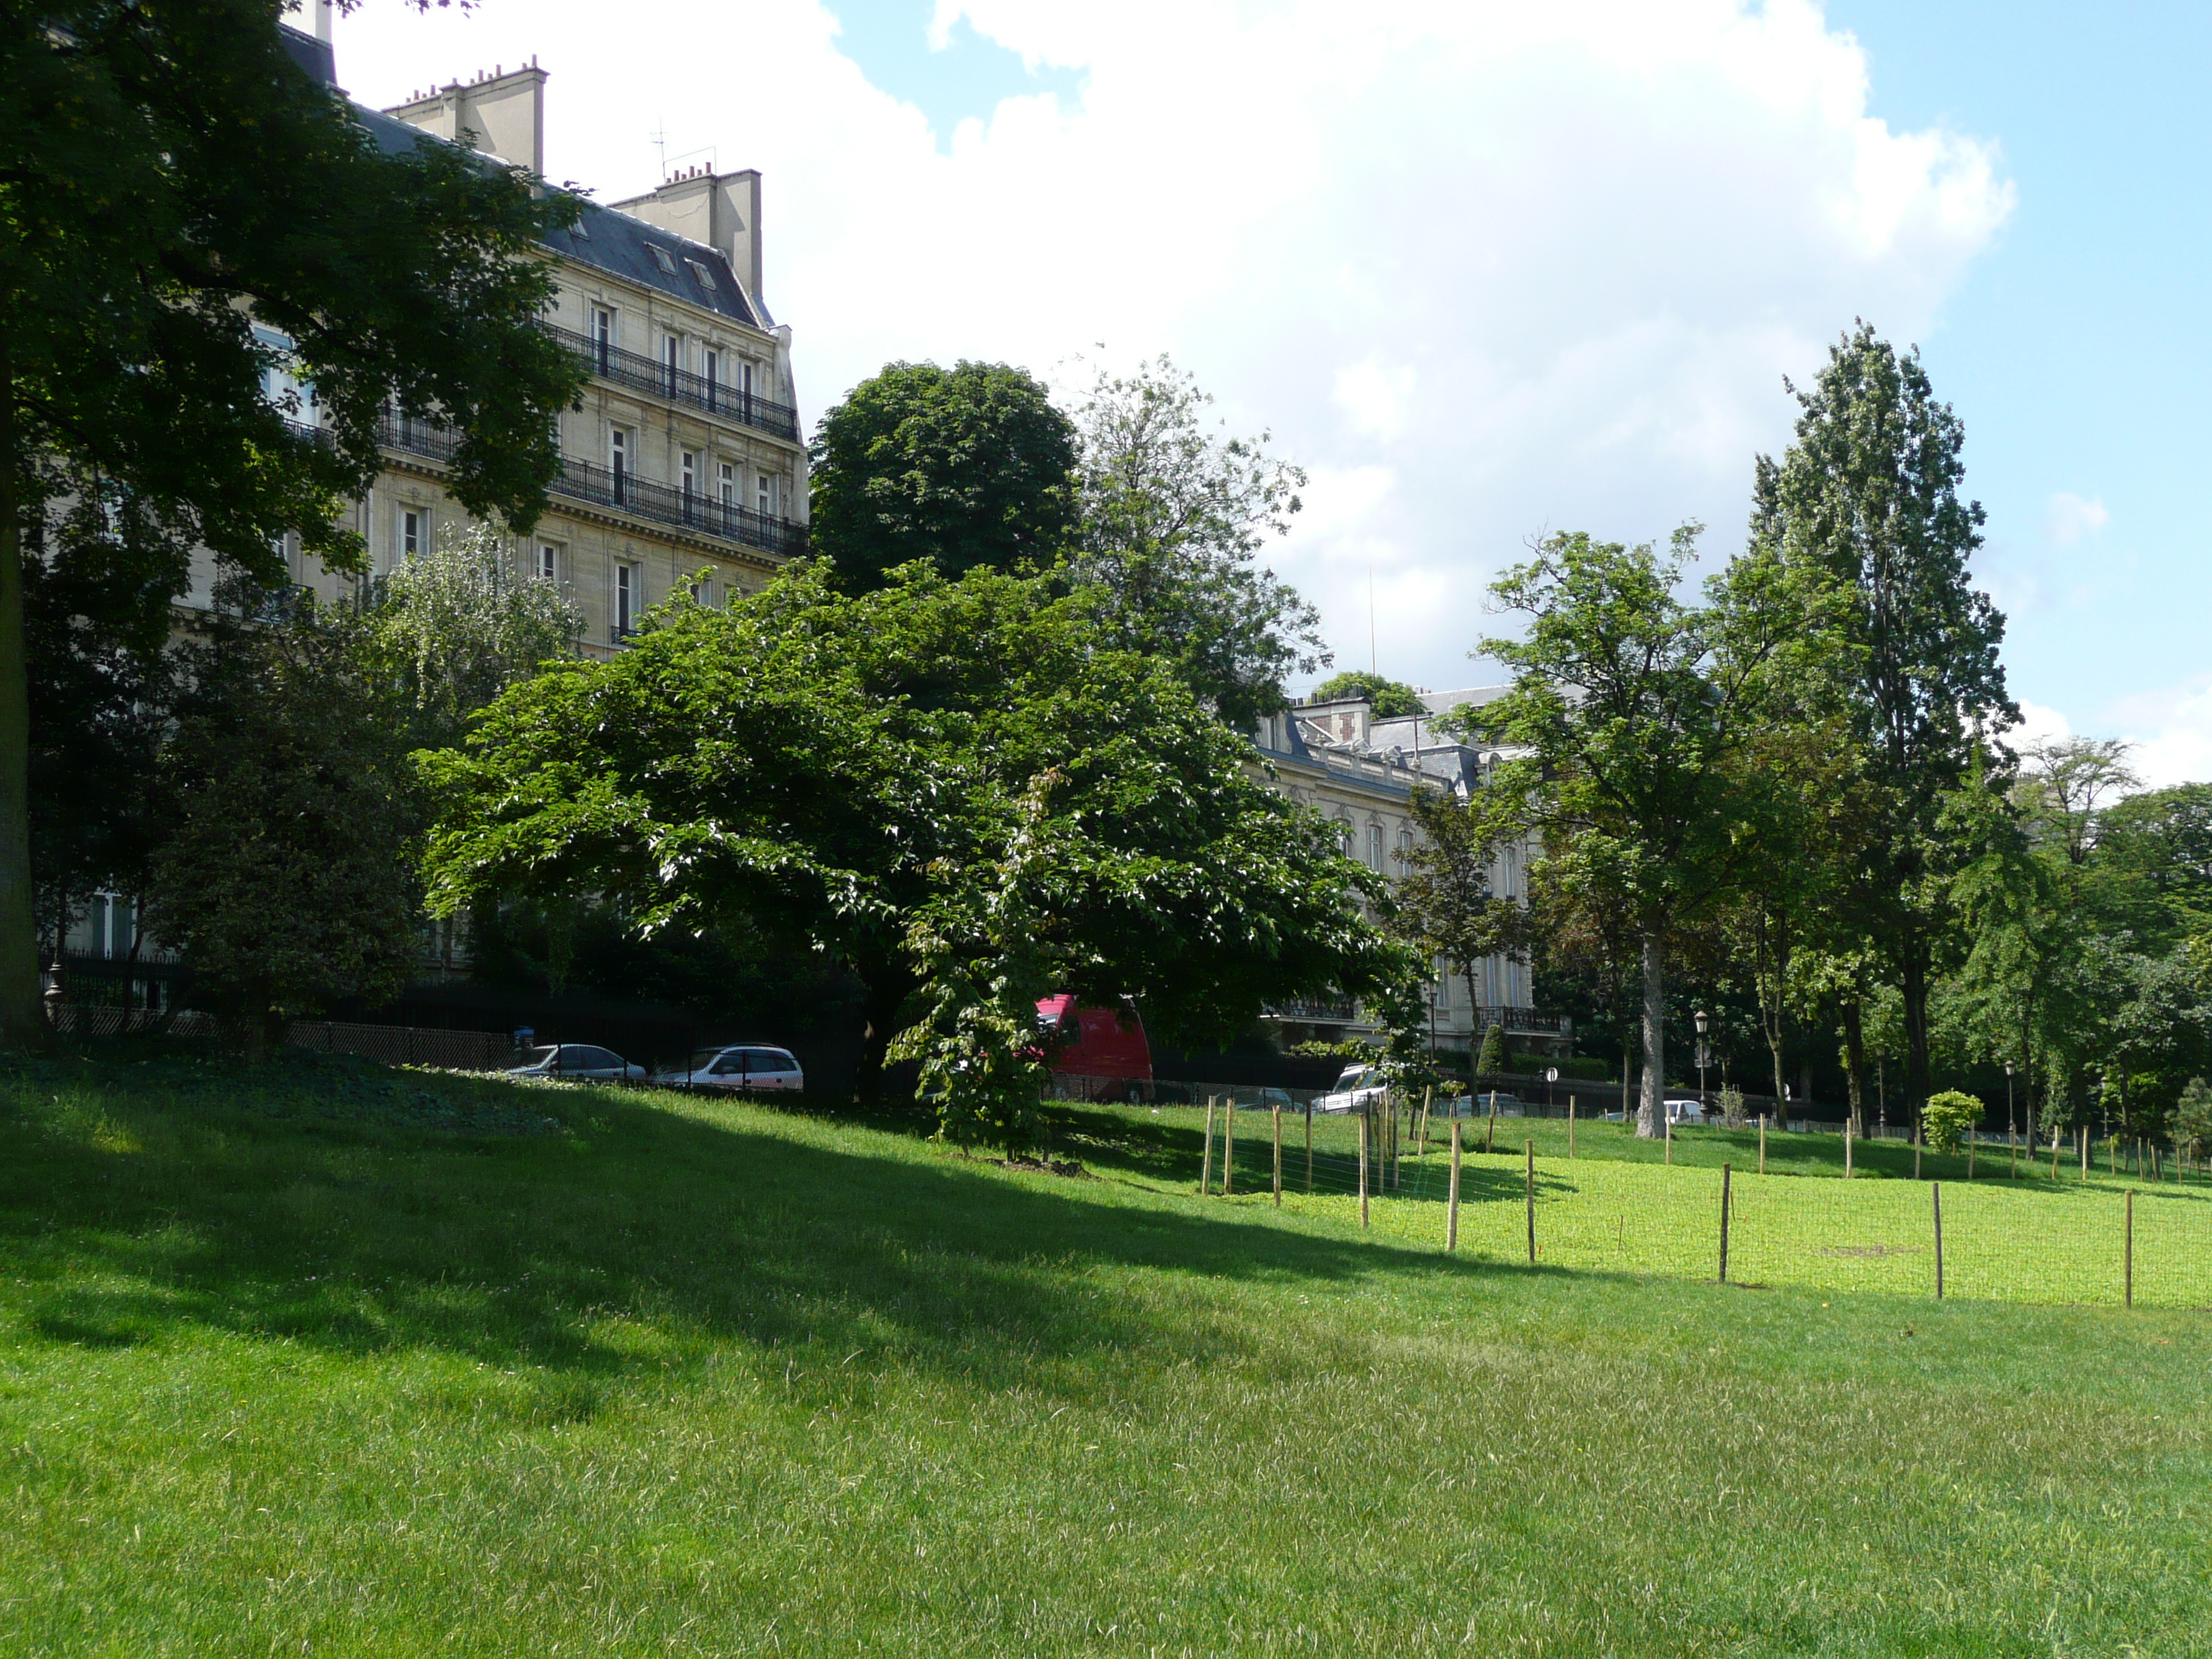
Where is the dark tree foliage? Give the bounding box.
[142,594,423,1055]
[809,361,1077,591]
[0,0,586,1048]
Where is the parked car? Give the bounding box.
[1248,1087,1298,1112]
[1316,1064,1388,1114]
[1470,1090,1524,1115]
[652,1045,805,1093]
[506,1043,645,1083]
[1665,1097,1707,1125]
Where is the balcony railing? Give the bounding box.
[1266,997,1359,1023]
[541,322,802,442]
[552,457,808,558]
[374,409,806,558]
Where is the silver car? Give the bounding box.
[1316,1064,1388,1114]
[652,1044,805,1093]
[505,1043,646,1083]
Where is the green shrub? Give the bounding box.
[1475,1022,1507,1076]
[1290,1038,1375,1062]
[1923,1090,1982,1155]
[2176,1078,2212,1160]
[1717,1084,1748,1128]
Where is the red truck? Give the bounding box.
[1035,996,1154,1100]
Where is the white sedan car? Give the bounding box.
[652,1045,805,1093]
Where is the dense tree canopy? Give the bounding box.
[808,361,1077,591]
[1,0,586,1048]
[421,561,1416,1126]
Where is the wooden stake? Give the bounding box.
[1200,1097,1215,1195]
[1419,1086,1432,1156]
[1447,1120,1462,1252]
[1845,1115,1853,1179]
[1759,1115,1767,1176]
[1305,1102,1313,1193]
[2051,1132,2060,1182]
[1486,1091,1496,1154]
[1719,1161,1732,1283]
[1665,1113,1673,1166]
[1569,1096,1577,1159]
[1272,1103,1282,1207]
[1525,1138,1537,1263]
[1358,1113,1370,1229]
[1968,1133,1975,1181]
[1915,1127,1922,1182]
[2010,1128,2017,1179]
[1222,1094,1236,1195]
[1932,1182,1943,1300]
[2126,1187,2135,1307]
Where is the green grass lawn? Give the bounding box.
[4,1048,2211,1655]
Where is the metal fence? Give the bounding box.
[1164,1094,2212,1310]
[49,1004,513,1072]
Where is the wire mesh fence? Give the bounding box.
[1151,1092,2212,1311]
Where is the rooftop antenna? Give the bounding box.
[1368,562,1377,676]
[649,121,667,180]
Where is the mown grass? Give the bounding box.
[1071,1101,2212,1308]
[3,1047,2211,1655]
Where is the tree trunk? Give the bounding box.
[1756,911,1789,1119]
[1637,929,1664,1139]
[1840,995,1867,1137]
[1902,945,1932,1135]
[854,961,914,1105]
[1463,963,1482,1083]
[0,355,45,1053]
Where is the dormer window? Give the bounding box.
[646,243,676,274]
[687,259,717,292]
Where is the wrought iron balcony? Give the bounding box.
[374,410,806,558]
[551,457,808,558]
[1266,997,1359,1023]
[540,322,801,442]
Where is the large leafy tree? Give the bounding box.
[142,591,423,1056]
[1,0,585,1049]
[808,361,1076,591]
[1391,783,1533,1051]
[1475,527,1792,1136]
[1308,671,1423,719]
[421,561,1410,1113]
[1070,356,1324,727]
[1767,325,2016,1124]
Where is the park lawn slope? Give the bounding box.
[1,1050,2208,1657]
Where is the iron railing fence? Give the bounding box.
[539,322,802,441]
[370,409,807,559]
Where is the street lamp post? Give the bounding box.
[2005,1058,2015,1144]
[1545,1065,1559,1112]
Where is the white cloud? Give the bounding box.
[2045,491,2109,547]
[2011,700,2075,751]
[332,0,2013,691]
[2100,678,2212,791]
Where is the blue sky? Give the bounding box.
[1820,0,2212,775]
[336,0,2210,781]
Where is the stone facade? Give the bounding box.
[1251,688,1568,1058]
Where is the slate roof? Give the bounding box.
[282,26,770,334]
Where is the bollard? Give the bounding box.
[1447,1121,1462,1252]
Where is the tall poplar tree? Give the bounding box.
[1768,325,2015,1125]
[0,0,584,1049]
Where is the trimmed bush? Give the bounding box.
[1923,1090,1982,1155]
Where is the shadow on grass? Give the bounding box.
[0,1051,1520,1408]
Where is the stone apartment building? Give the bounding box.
[60,23,811,1006]
[1252,688,1570,1062]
